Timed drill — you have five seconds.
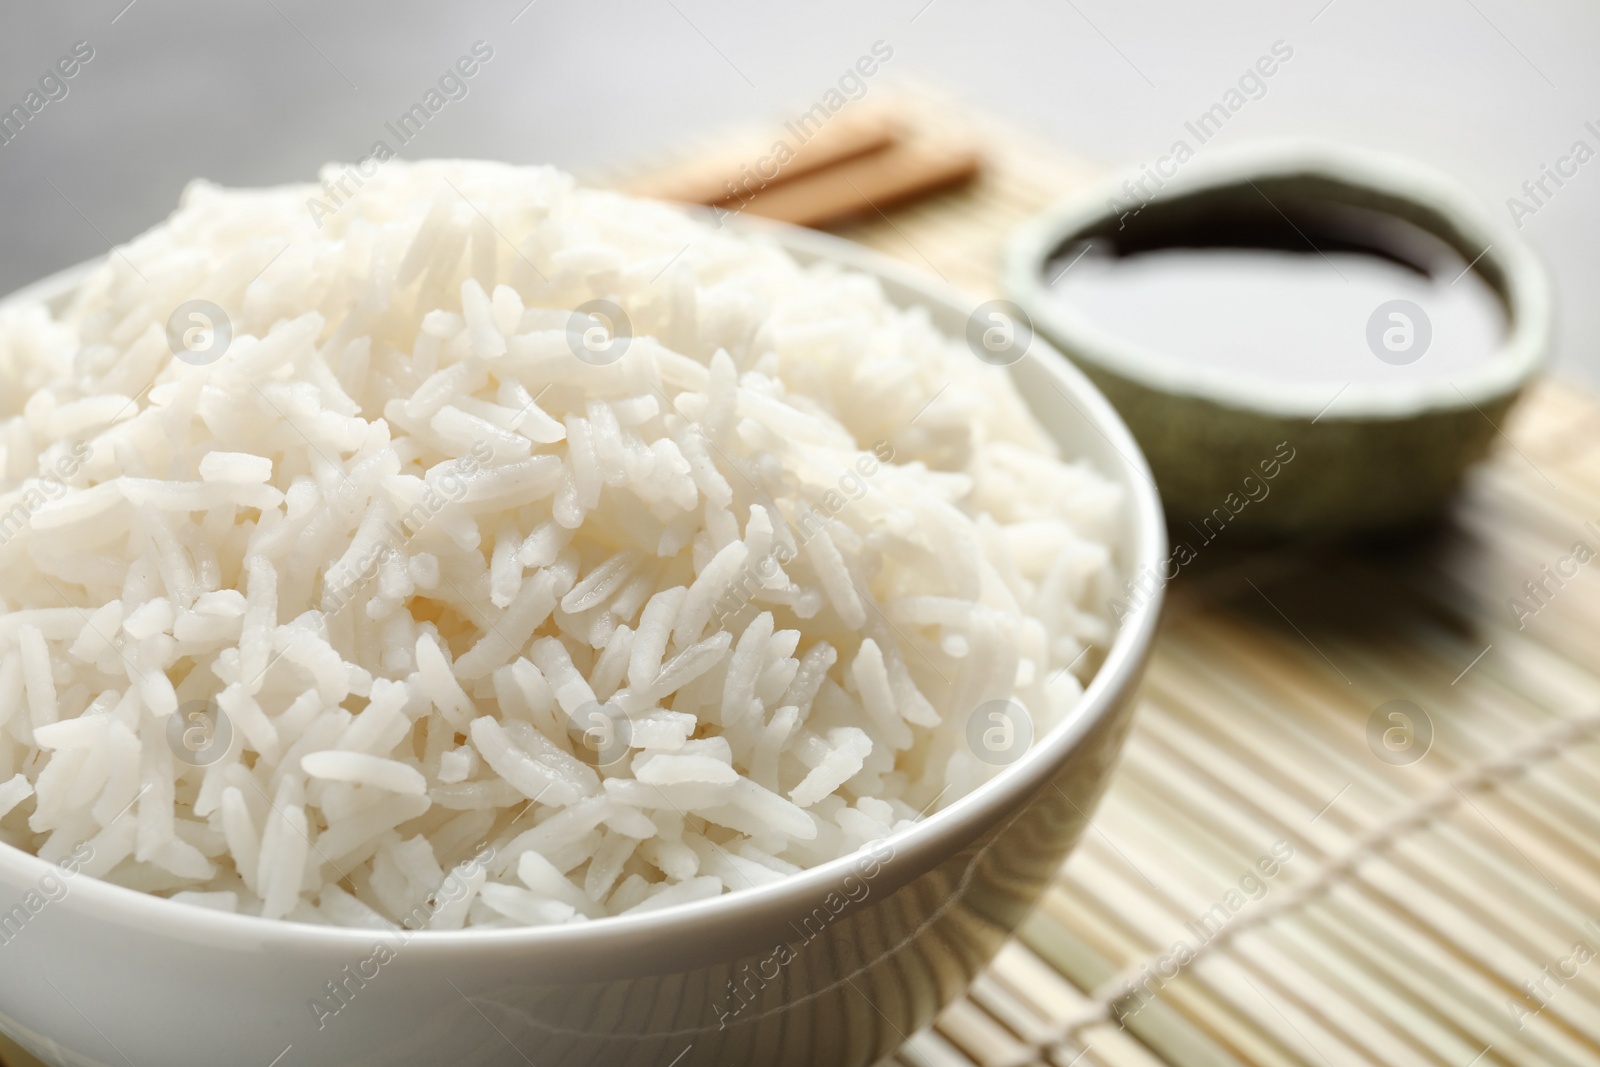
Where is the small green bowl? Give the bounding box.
[1005,141,1551,539]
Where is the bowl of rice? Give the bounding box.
[0,161,1164,1067]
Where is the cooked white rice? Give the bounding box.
[0,161,1121,929]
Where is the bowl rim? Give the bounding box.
[1004,139,1552,422]
[0,221,1167,955]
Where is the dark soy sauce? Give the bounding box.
[1046,196,1507,385]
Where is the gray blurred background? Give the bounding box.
[2,0,1595,383]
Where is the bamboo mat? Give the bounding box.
[7,90,1600,1067]
[829,91,1600,1067]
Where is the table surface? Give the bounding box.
[7,89,1600,1067]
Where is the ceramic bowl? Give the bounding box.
[1005,141,1551,538]
[0,224,1166,1067]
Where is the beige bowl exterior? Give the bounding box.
[0,226,1165,1067]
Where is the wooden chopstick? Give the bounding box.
[627,105,981,230]
[712,134,980,229]
[627,107,901,206]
